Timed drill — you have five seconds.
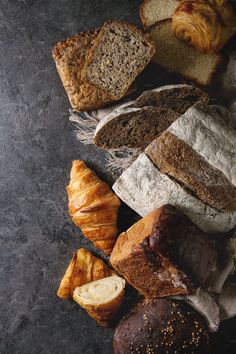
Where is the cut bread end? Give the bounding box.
[149,19,222,86]
[140,0,179,27]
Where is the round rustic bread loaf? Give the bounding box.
[113,298,210,354]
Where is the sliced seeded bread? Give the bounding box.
[94,84,208,149]
[140,0,179,27]
[149,19,222,86]
[52,30,114,111]
[81,20,155,100]
[112,153,236,233]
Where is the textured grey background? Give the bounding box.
[0,1,236,353]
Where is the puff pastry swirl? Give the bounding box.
[67,160,121,255]
[57,248,114,299]
[172,0,236,53]
[73,275,126,326]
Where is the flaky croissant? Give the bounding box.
[73,275,126,326]
[57,248,114,299]
[172,0,236,53]
[67,160,121,255]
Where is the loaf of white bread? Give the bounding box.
[113,104,236,233]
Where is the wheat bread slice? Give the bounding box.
[81,20,155,100]
[52,30,115,111]
[94,106,179,149]
[140,0,179,27]
[149,19,222,86]
[112,153,236,233]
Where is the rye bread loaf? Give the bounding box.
[132,84,209,114]
[94,106,179,149]
[113,298,210,354]
[94,84,208,149]
[112,153,236,233]
[81,20,155,100]
[149,19,222,86]
[146,130,236,211]
[52,30,114,111]
[110,205,217,298]
[140,0,180,27]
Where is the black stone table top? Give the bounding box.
[0,1,235,353]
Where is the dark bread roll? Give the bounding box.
[113,298,210,354]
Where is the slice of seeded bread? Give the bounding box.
[94,84,208,149]
[52,30,115,111]
[81,20,155,100]
[149,19,222,86]
[140,0,179,27]
[94,106,179,149]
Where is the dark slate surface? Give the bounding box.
[0,1,236,353]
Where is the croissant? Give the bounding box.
[57,248,114,299]
[172,0,236,53]
[67,160,121,255]
[73,275,126,326]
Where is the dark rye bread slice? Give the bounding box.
[113,298,210,354]
[94,106,179,149]
[131,84,209,114]
[146,131,236,211]
[94,84,208,149]
[110,205,217,298]
[81,20,155,100]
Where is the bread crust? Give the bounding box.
[52,30,114,111]
[140,0,180,28]
[146,131,236,211]
[149,18,223,86]
[81,20,156,100]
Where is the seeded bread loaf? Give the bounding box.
[94,84,208,149]
[149,19,222,86]
[52,30,114,111]
[112,153,236,233]
[140,0,179,27]
[113,298,210,354]
[81,20,155,100]
[146,130,236,211]
[110,205,217,298]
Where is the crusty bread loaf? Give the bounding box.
[81,20,155,100]
[149,19,222,85]
[94,84,208,149]
[113,298,210,354]
[52,30,114,111]
[112,153,236,233]
[140,0,179,27]
[110,204,217,298]
[146,130,236,211]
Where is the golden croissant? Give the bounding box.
[73,275,126,326]
[172,0,236,53]
[57,248,114,299]
[67,160,121,255]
